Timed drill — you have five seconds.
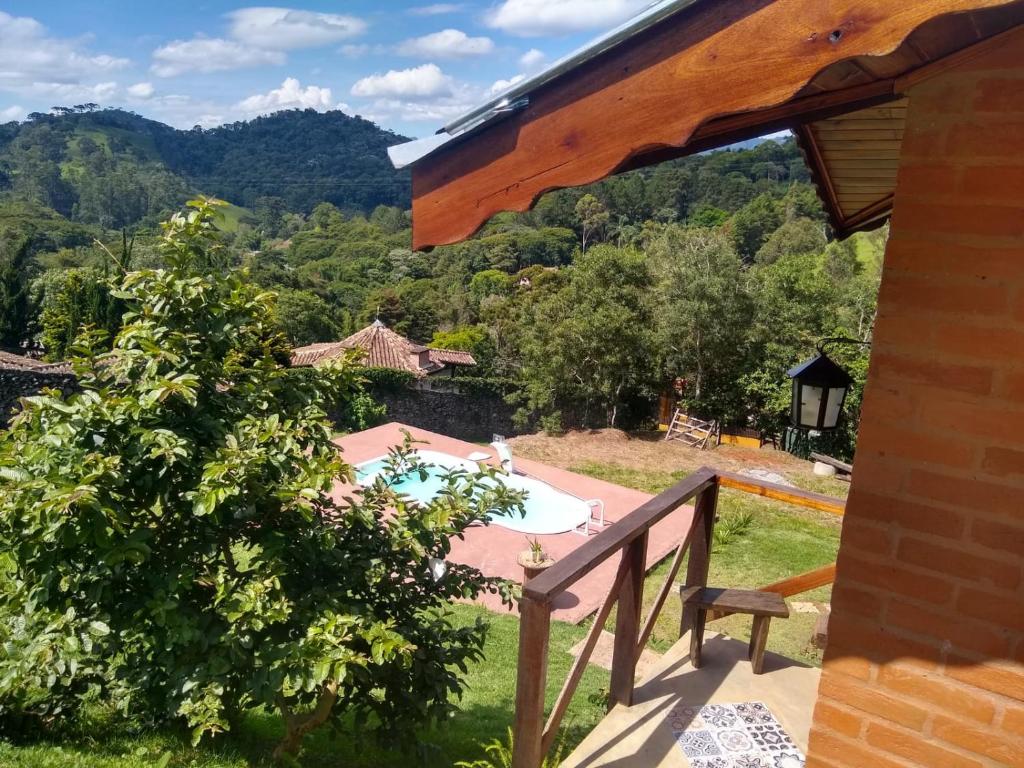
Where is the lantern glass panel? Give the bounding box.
[799,384,823,427]
[823,386,846,429]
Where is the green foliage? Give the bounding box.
[360,366,417,392]
[0,199,524,761]
[517,245,655,427]
[731,194,783,261]
[648,226,752,423]
[455,727,567,768]
[574,194,608,254]
[0,236,32,348]
[272,288,343,347]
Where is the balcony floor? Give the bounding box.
[561,631,820,767]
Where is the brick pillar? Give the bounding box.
[807,32,1024,768]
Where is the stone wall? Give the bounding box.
[0,369,78,428]
[369,385,524,442]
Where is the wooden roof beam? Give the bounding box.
[408,0,1016,249]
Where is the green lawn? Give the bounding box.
[571,462,842,667]
[0,605,608,768]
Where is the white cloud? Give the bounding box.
[486,0,648,36]
[488,74,525,96]
[30,80,119,101]
[235,77,335,116]
[409,4,465,15]
[126,82,155,99]
[351,63,453,99]
[226,7,366,50]
[397,29,494,59]
[151,37,285,77]
[519,48,546,70]
[0,11,128,93]
[0,105,24,122]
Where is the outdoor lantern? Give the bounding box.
[786,352,854,431]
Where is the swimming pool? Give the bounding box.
[355,449,596,535]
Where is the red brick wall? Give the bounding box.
[807,31,1024,768]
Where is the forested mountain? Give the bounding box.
[0,107,410,229]
[0,119,882,457]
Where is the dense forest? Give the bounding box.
[0,107,883,457]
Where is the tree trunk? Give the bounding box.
[274,681,339,762]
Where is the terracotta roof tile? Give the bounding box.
[290,321,474,377]
[0,351,72,374]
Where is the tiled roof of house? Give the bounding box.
[290,320,475,377]
[0,350,72,374]
[427,348,477,367]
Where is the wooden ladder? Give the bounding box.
[665,408,717,449]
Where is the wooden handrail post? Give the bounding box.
[512,596,551,768]
[680,482,718,637]
[609,531,648,709]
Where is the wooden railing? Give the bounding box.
[510,467,845,768]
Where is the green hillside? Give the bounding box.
[0,107,410,230]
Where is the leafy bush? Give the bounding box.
[0,199,524,761]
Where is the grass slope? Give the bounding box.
[0,605,608,767]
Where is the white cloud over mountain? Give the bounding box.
[151,38,285,77]
[0,105,25,122]
[226,8,366,50]
[397,29,494,59]
[486,0,648,36]
[235,77,338,116]
[351,64,454,99]
[126,82,155,99]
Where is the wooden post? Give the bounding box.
[680,483,718,638]
[609,531,648,709]
[511,596,551,768]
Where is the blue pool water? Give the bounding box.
[355,450,593,535]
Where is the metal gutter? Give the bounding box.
[387,0,702,169]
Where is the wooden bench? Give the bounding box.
[680,586,790,674]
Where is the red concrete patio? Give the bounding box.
[333,422,694,623]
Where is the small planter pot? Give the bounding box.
[518,550,556,585]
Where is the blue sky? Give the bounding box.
[0,1,655,137]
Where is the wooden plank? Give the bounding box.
[715,471,846,516]
[410,0,1016,248]
[679,483,718,637]
[541,556,629,756]
[609,533,647,709]
[682,586,790,618]
[810,452,854,474]
[636,517,697,653]
[796,123,844,233]
[523,469,716,601]
[840,195,896,232]
[759,563,837,598]
[511,597,551,768]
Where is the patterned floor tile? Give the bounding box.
[667,701,805,768]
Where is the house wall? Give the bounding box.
[808,32,1024,768]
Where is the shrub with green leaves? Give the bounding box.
[0,198,523,760]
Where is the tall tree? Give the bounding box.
[518,244,655,427]
[649,226,753,423]
[0,237,32,349]
[574,193,609,254]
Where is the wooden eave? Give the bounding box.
[406,0,1024,249]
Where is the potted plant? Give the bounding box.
[517,536,555,584]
